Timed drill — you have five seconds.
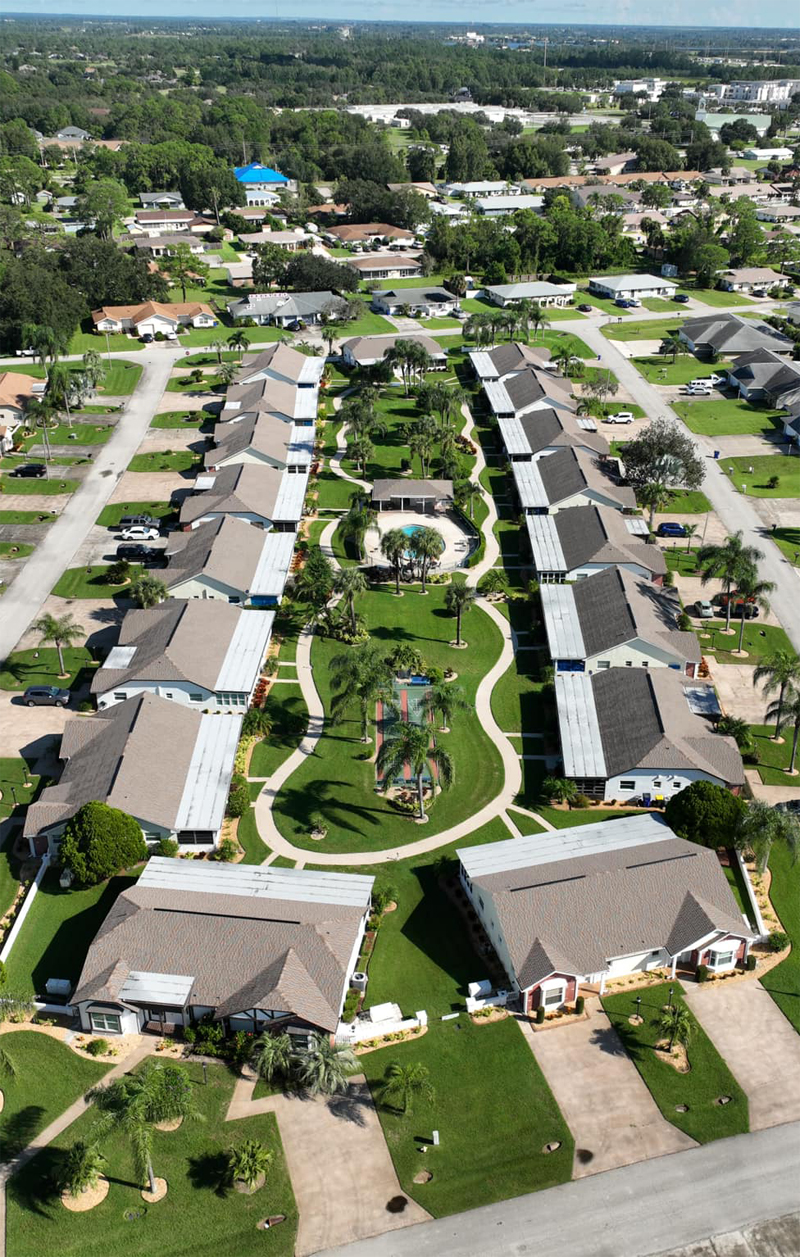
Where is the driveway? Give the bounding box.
[0,690,72,762]
[521,1008,695,1177]
[684,981,800,1131]
[228,1074,429,1256]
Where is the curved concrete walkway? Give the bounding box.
[330,388,370,491]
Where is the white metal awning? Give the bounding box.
[526,515,566,572]
[512,460,548,510]
[555,672,607,778]
[540,583,585,660]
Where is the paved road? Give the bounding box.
[567,313,800,658]
[314,1119,800,1257]
[0,351,175,661]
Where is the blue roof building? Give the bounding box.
[234,163,289,187]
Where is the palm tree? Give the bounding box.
[683,523,698,554]
[347,434,374,478]
[698,532,763,634]
[210,338,227,365]
[227,1139,273,1191]
[334,567,367,635]
[88,1061,201,1195]
[455,480,482,520]
[380,527,408,596]
[228,330,250,361]
[329,640,395,743]
[378,1060,435,1116]
[717,714,753,749]
[409,428,435,477]
[424,682,469,732]
[529,304,550,343]
[81,349,106,391]
[656,1004,693,1053]
[47,360,78,427]
[293,1033,356,1096]
[32,612,82,677]
[376,722,454,821]
[639,480,672,530]
[25,396,57,467]
[753,652,800,739]
[659,331,685,363]
[766,688,800,775]
[731,572,774,655]
[408,526,444,593]
[59,1141,106,1199]
[479,569,508,598]
[218,360,237,387]
[129,574,168,609]
[734,799,800,873]
[445,577,476,647]
[541,776,577,805]
[295,544,334,608]
[339,494,377,561]
[251,1032,293,1085]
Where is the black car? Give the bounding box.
[673,293,691,303]
[116,543,159,561]
[11,463,46,478]
[577,303,593,313]
[23,685,69,708]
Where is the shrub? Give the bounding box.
[572,794,593,809]
[60,801,146,886]
[214,837,239,862]
[154,330,166,341]
[535,1005,545,1024]
[308,812,328,837]
[677,612,692,632]
[575,995,585,1015]
[768,475,780,489]
[194,1017,225,1056]
[767,930,790,952]
[183,1026,197,1044]
[242,707,272,737]
[85,1037,109,1057]
[156,837,180,858]
[664,780,746,849]
[226,773,250,818]
[105,559,130,585]
[663,569,674,587]
[696,963,709,983]
[745,953,757,971]
[342,989,361,1023]
[263,656,279,677]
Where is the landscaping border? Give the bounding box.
[0,853,50,964]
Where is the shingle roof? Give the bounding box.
[239,342,325,387]
[570,566,701,663]
[681,313,792,355]
[481,343,553,376]
[513,409,609,457]
[327,222,414,242]
[165,515,295,599]
[548,506,667,576]
[178,463,295,526]
[372,478,453,501]
[342,333,445,364]
[0,371,42,410]
[205,413,313,469]
[536,447,636,511]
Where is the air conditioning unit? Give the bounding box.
[350,971,368,992]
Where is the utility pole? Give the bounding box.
[543,37,548,72]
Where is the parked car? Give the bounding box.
[23,685,69,708]
[673,293,691,303]
[706,373,725,386]
[116,543,159,561]
[714,593,760,618]
[15,346,36,356]
[682,385,713,396]
[774,799,800,814]
[120,525,159,541]
[690,600,715,618]
[141,332,154,343]
[657,522,688,537]
[604,411,635,424]
[115,514,159,531]
[11,463,46,478]
[577,303,593,313]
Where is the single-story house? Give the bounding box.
[205,412,314,472]
[755,205,800,223]
[474,194,544,217]
[703,166,754,186]
[445,180,517,198]
[238,342,326,391]
[621,210,668,243]
[573,185,643,212]
[344,253,423,281]
[511,446,636,516]
[226,259,254,287]
[165,516,296,607]
[24,693,242,856]
[179,463,308,532]
[219,377,318,426]
[457,814,754,1013]
[469,342,552,383]
[526,505,666,584]
[719,267,781,293]
[139,191,186,209]
[482,281,577,308]
[91,599,274,712]
[91,301,217,336]
[326,223,415,246]
[233,162,290,206]
[727,350,800,412]
[132,208,196,235]
[341,333,447,370]
[679,312,793,357]
[483,367,576,421]
[387,181,439,198]
[554,667,744,801]
[238,229,310,251]
[541,565,701,676]
[72,857,374,1041]
[428,200,470,223]
[742,147,793,161]
[592,152,638,176]
[588,273,678,300]
[227,291,346,327]
[0,371,46,452]
[56,126,90,141]
[130,234,210,259]
[372,478,453,513]
[498,407,609,462]
[371,286,461,317]
[696,111,770,137]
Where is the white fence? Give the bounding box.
[337,1004,428,1045]
[466,990,510,1014]
[735,848,769,940]
[0,854,50,965]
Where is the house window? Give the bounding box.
[543,987,564,1008]
[653,780,662,789]
[597,661,611,669]
[620,780,636,791]
[625,661,633,667]
[189,692,204,702]
[216,692,247,706]
[113,692,126,701]
[91,1011,121,1034]
[712,949,735,969]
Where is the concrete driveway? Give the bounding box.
[228,1074,429,1257]
[684,981,800,1131]
[522,1009,695,1177]
[0,690,71,762]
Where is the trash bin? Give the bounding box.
[713,450,720,460]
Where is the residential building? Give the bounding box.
[741,147,793,161]
[370,286,461,317]
[72,857,374,1041]
[165,516,296,607]
[525,505,666,584]
[237,342,326,391]
[457,814,753,1013]
[755,205,800,223]
[497,407,609,463]
[56,125,90,141]
[139,191,186,209]
[132,208,197,234]
[702,167,754,186]
[227,291,346,327]
[233,162,290,205]
[341,333,447,370]
[555,667,744,801]
[726,350,800,412]
[592,152,638,176]
[130,234,210,259]
[482,367,576,422]
[511,446,636,516]
[588,273,678,301]
[226,259,254,287]
[325,223,416,246]
[540,566,701,676]
[572,185,643,212]
[706,80,800,108]
[344,254,423,281]
[387,181,439,198]
[444,180,517,198]
[238,229,310,251]
[474,194,544,217]
[469,342,553,383]
[719,267,781,293]
[91,301,217,336]
[0,371,46,452]
[482,281,577,308]
[179,463,308,532]
[372,478,453,513]
[205,412,314,472]
[679,312,793,357]
[219,377,318,426]
[24,693,242,856]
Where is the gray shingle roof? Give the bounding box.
[536,447,637,511]
[553,506,666,576]
[681,313,792,355]
[571,566,701,663]
[372,478,453,501]
[515,409,609,457]
[165,515,293,598]
[179,463,286,526]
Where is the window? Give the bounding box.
[543,987,564,1008]
[625,661,633,667]
[620,780,636,791]
[113,692,126,701]
[216,692,248,707]
[189,692,204,702]
[642,661,649,667]
[91,1011,121,1034]
[653,780,662,789]
[712,950,735,969]
[597,661,611,669]
[227,596,241,604]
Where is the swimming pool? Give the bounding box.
[401,524,424,539]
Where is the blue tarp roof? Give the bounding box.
[234,163,288,185]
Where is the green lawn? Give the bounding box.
[96,501,177,528]
[603,317,688,343]
[1,477,79,495]
[0,756,40,825]
[235,806,271,864]
[0,541,34,559]
[0,1032,111,1160]
[177,324,284,349]
[690,288,752,308]
[248,687,309,779]
[747,723,800,786]
[272,586,505,852]
[98,360,142,396]
[0,510,56,524]
[491,656,554,738]
[165,373,223,394]
[6,1061,298,1257]
[4,868,142,993]
[761,842,800,1032]
[726,454,800,498]
[770,527,800,567]
[665,489,713,513]
[674,398,783,437]
[538,806,646,828]
[372,275,448,289]
[150,411,212,431]
[0,648,94,692]
[313,468,359,511]
[127,452,201,473]
[634,356,725,387]
[699,621,795,666]
[51,566,145,599]
[69,329,144,354]
[340,311,394,337]
[602,982,749,1143]
[642,298,682,313]
[18,424,113,449]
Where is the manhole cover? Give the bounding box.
[715,1095,732,1106]
[542,1141,562,1154]
[386,1196,408,1213]
[123,1208,147,1222]
[675,1104,689,1113]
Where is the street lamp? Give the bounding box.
[668,986,674,1009]
[635,995,642,1022]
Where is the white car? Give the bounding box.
[604,411,635,424]
[683,385,712,396]
[120,525,159,541]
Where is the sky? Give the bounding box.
[1,2,798,29]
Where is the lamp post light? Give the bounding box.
[635,995,642,1022]
[668,986,674,1009]
[202,1061,208,1086]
